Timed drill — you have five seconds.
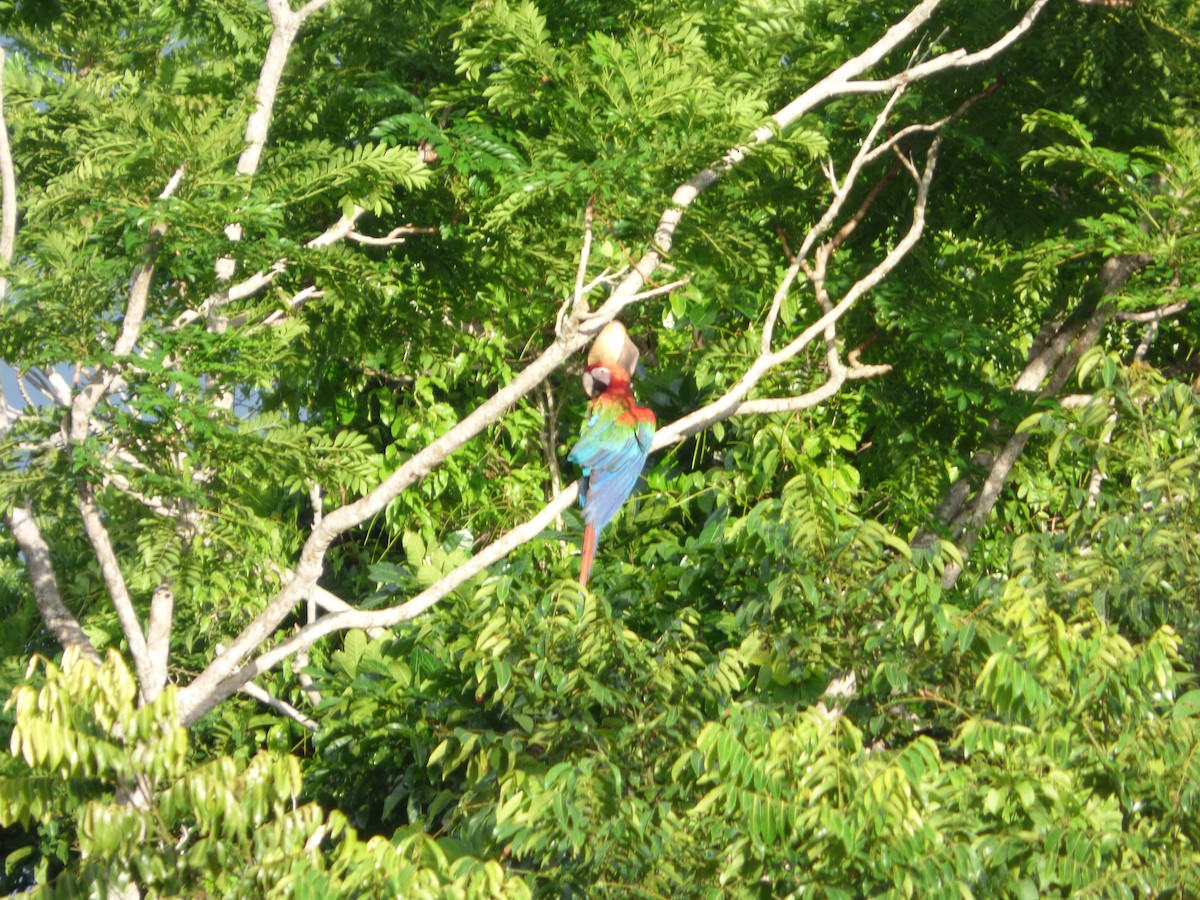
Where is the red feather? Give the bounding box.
[579,522,597,587]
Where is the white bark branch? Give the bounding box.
[306,206,368,248]
[75,482,152,686]
[70,167,185,442]
[347,224,437,246]
[0,55,103,670]
[218,0,336,280]
[5,506,101,665]
[0,48,16,302]
[144,582,175,703]
[239,679,318,731]
[1114,300,1188,323]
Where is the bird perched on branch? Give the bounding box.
[568,321,656,587]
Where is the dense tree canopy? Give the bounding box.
[1,0,1199,895]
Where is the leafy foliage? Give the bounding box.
[0,650,530,897]
[2,0,1200,895]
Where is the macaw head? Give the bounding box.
[582,320,641,398]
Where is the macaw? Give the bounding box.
[568,321,656,587]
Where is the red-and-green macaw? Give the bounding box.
[568,321,656,587]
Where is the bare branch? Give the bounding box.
[842,0,1052,95]
[762,91,906,355]
[193,488,581,716]
[573,196,596,319]
[1114,300,1188,323]
[102,470,179,519]
[347,224,438,247]
[295,0,338,20]
[27,167,186,689]
[0,48,16,302]
[919,248,1156,568]
[13,371,35,410]
[307,206,368,248]
[218,0,337,281]
[296,488,324,708]
[269,563,386,640]
[179,136,941,722]
[5,506,101,665]
[237,4,304,180]
[761,257,808,356]
[70,167,185,441]
[144,582,175,703]
[937,303,1113,588]
[254,286,324,330]
[185,205,419,334]
[239,679,318,731]
[118,168,186,360]
[862,81,1004,169]
[75,483,152,686]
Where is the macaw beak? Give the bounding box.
[582,366,612,398]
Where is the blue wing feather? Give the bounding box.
[568,403,651,534]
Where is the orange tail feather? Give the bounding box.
[579,522,597,587]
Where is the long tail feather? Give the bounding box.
[579,522,597,587]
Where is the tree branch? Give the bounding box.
[69,167,185,442]
[5,506,101,665]
[75,482,153,688]
[144,581,175,703]
[217,0,335,281]
[346,224,438,247]
[936,301,1113,587]
[1113,299,1188,323]
[0,48,15,303]
[240,678,317,730]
